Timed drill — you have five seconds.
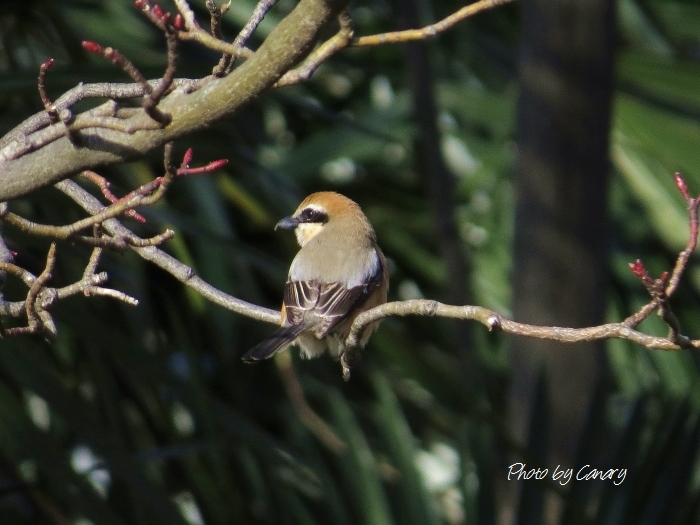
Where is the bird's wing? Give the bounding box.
[283,280,320,325]
[284,252,385,337]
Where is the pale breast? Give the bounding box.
[289,243,380,287]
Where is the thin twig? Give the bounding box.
[276,10,354,87]
[666,173,699,297]
[0,261,136,320]
[144,29,179,124]
[169,0,252,60]
[81,171,146,222]
[207,0,234,76]
[84,286,139,306]
[57,272,108,299]
[623,173,699,343]
[352,0,514,47]
[3,145,223,250]
[623,300,660,328]
[82,42,152,93]
[83,40,173,125]
[37,58,82,144]
[0,78,208,152]
[234,0,277,48]
[0,260,36,287]
[38,59,59,124]
[24,243,56,334]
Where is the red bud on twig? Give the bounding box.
[182,148,194,167]
[82,41,103,54]
[675,172,690,201]
[204,159,229,171]
[629,259,646,278]
[152,4,165,19]
[177,159,228,176]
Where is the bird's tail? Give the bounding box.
[242,323,308,362]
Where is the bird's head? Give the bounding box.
[275,192,370,247]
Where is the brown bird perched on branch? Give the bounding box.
[242,192,388,379]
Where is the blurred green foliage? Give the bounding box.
[0,0,700,523]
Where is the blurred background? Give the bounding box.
[1,0,700,523]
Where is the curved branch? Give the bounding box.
[55,180,280,325]
[345,299,698,351]
[352,0,514,46]
[276,10,353,87]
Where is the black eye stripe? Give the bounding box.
[299,208,328,223]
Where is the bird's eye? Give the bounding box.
[299,208,327,223]
[301,208,317,221]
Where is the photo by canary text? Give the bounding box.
[507,463,627,486]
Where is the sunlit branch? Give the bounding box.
[234,0,277,47]
[345,300,697,351]
[54,180,280,325]
[345,173,700,354]
[1,145,223,250]
[276,11,353,87]
[352,0,514,47]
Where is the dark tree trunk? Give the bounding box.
[510,0,616,478]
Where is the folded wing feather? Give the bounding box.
[284,253,384,339]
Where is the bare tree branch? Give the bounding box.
[352,0,514,46]
[54,180,280,325]
[276,10,354,87]
[207,0,235,76]
[234,0,277,48]
[345,299,696,351]
[0,242,137,327]
[0,0,351,201]
[0,0,515,202]
[0,79,207,151]
[345,173,700,355]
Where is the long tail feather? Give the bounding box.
[242,324,307,362]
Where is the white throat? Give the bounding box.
[295,222,324,247]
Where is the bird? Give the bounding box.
[242,192,388,379]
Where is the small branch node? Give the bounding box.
[487,314,501,331]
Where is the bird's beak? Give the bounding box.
[275,216,299,230]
